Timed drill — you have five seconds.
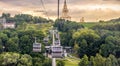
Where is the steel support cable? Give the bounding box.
[40,0,50,20]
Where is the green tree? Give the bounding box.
[0,32,8,52]
[94,54,106,66]
[60,31,73,46]
[57,60,65,66]
[79,55,89,66]
[109,54,119,66]
[105,58,112,66]
[42,59,52,66]
[32,57,42,66]
[2,13,10,18]
[73,43,79,56]
[89,56,95,66]
[6,37,19,52]
[54,19,84,32]
[118,58,120,66]
[18,54,32,66]
[73,28,100,57]
[78,39,88,57]
[0,39,3,53]
[0,32,8,43]
[18,30,45,54]
[0,52,20,66]
[100,36,120,57]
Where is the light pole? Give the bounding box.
[58,0,60,19]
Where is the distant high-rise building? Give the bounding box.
[61,0,71,21]
[80,17,85,22]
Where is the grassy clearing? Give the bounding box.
[63,57,80,66]
[80,22,97,28]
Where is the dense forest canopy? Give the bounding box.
[0,13,120,66]
[1,13,53,25]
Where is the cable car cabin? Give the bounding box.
[51,46,63,58]
[43,37,49,43]
[33,43,41,52]
[55,40,60,45]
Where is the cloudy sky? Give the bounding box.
[0,0,120,22]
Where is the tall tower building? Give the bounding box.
[61,0,71,21]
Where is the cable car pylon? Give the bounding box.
[52,0,60,66]
[51,29,63,66]
[32,0,62,66]
[52,30,56,66]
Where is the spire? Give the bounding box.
[64,0,67,8]
[65,0,66,4]
[63,0,68,13]
[61,0,71,21]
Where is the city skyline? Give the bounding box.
[0,0,120,22]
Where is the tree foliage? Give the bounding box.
[73,28,100,57]
[18,54,32,66]
[79,54,119,66]
[0,52,19,66]
[54,19,84,32]
[79,55,89,66]
[57,60,65,66]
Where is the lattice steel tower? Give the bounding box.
[61,0,71,21]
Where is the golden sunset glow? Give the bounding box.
[0,0,120,22]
